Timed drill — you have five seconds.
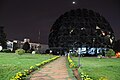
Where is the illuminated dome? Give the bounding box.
[49,9,115,51]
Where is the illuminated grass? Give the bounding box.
[72,57,120,80]
[0,53,54,80]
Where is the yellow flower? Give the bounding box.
[24,70,28,72]
[99,77,108,80]
[10,78,16,80]
[85,78,93,80]
[70,63,75,68]
[18,73,22,76]
[30,66,34,69]
[15,75,20,79]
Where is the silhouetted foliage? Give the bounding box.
[113,40,120,52]
[15,49,25,55]
[13,43,18,51]
[2,49,11,53]
[22,42,30,52]
[49,8,115,51]
[0,26,7,49]
[106,49,115,58]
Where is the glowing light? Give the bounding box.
[110,38,113,44]
[102,32,105,36]
[70,29,74,34]
[116,52,120,58]
[81,27,85,30]
[101,31,105,36]
[50,50,52,53]
[0,46,2,51]
[72,1,76,4]
[96,26,100,29]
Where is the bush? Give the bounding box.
[97,55,103,59]
[67,55,77,69]
[71,52,78,57]
[2,49,11,53]
[15,49,25,55]
[26,50,32,53]
[22,42,30,52]
[106,49,115,58]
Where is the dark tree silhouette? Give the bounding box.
[0,26,7,49]
[22,42,30,52]
[49,8,115,54]
[113,40,120,52]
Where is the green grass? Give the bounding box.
[72,57,120,80]
[0,53,54,80]
[66,58,77,80]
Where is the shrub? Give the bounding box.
[2,49,11,53]
[22,42,30,52]
[15,49,25,55]
[71,52,78,57]
[106,49,115,58]
[80,72,93,80]
[97,55,103,59]
[67,55,78,69]
[26,50,32,53]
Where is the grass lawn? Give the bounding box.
[66,59,77,80]
[0,53,54,80]
[72,57,120,80]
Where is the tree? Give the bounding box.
[48,8,115,55]
[22,42,30,52]
[113,40,120,52]
[0,26,7,49]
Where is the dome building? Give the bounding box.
[48,9,115,55]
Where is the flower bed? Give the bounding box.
[67,55,93,80]
[116,52,120,58]
[10,56,60,80]
[67,55,76,69]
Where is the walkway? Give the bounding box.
[30,57,72,80]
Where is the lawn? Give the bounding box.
[72,57,120,80]
[0,53,54,80]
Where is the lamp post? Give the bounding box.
[50,50,52,58]
[78,48,81,67]
[93,38,95,47]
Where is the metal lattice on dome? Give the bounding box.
[48,8,115,51]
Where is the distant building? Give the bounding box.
[7,40,13,51]
[24,38,30,43]
[7,39,48,53]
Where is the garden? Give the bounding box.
[74,57,120,80]
[0,48,120,80]
[67,54,120,80]
[0,52,59,80]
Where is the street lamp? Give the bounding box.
[50,50,52,58]
[78,48,81,67]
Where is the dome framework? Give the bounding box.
[48,9,115,55]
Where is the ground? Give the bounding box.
[30,57,72,80]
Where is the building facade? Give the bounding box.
[7,39,48,53]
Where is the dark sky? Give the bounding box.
[0,0,120,44]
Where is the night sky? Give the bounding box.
[0,0,120,44]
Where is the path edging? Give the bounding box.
[10,56,60,80]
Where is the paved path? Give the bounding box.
[30,57,72,80]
